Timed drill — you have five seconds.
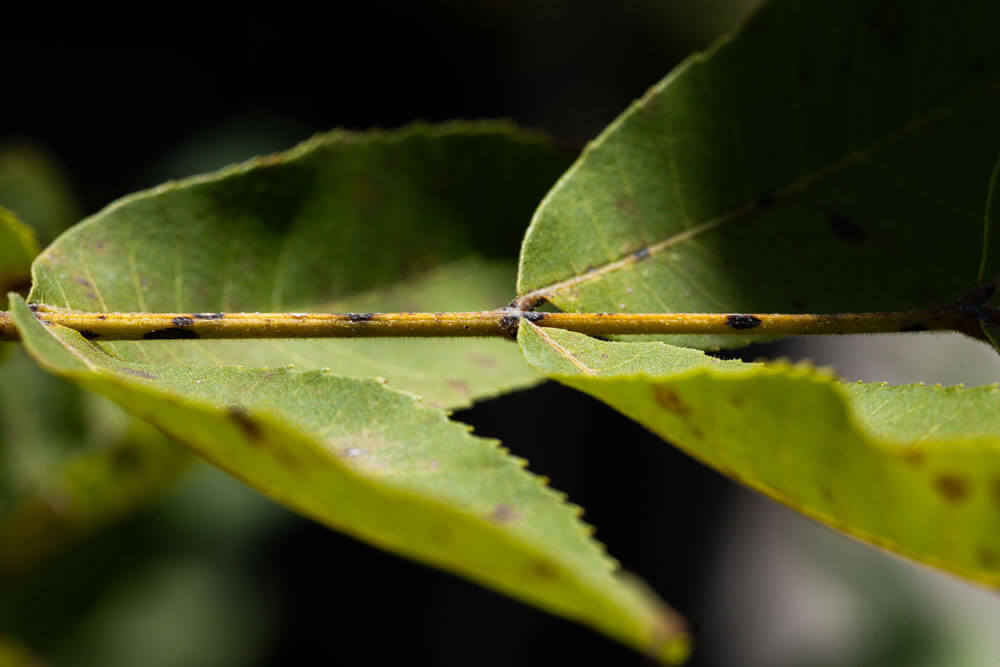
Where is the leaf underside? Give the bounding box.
[519,323,1000,587]
[15,124,690,662]
[518,0,1000,349]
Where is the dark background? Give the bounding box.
[11,4,976,666]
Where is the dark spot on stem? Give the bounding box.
[97,315,107,320]
[726,314,762,330]
[228,405,262,441]
[499,312,520,339]
[828,212,867,247]
[143,328,199,340]
[193,312,225,320]
[934,474,969,503]
[633,247,651,261]
[172,316,195,327]
[346,312,375,322]
[523,311,547,323]
[78,329,100,340]
[901,323,928,333]
[653,386,688,415]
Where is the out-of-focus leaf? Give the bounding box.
[519,322,1000,587]
[518,0,1000,348]
[0,207,37,302]
[0,144,81,245]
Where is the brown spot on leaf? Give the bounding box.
[615,195,639,218]
[900,448,925,466]
[820,486,835,504]
[446,379,471,396]
[934,474,969,503]
[654,387,688,415]
[531,559,558,579]
[489,504,520,522]
[828,212,867,247]
[228,405,262,441]
[978,548,999,569]
[470,354,498,368]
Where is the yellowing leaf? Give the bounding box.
[519,322,1000,587]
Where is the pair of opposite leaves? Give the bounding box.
[7,0,1000,662]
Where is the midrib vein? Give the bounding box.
[529,323,596,376]
[519,76,1000,307]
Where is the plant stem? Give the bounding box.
[0,305,990,342]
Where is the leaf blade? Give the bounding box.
[518,0,1000,348]
[12,295,690,663]
[519,322,1000,586]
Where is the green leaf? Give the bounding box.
[519,322,1000,587]
[29,122,568,408]
[517,0,1000,348]
[0,207,37,302]
[11,295,689,664]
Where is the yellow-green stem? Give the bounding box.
[0,305,988,342]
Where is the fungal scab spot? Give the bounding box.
[934,474,969,503]
[193,312,224,320]
[726,314,762,330]
[531,559,558,579]
[346,312,375,322]
[79,329,100,340]
[900,448,925,466]
[901,323,928,333]
[143,328,199,340]
[828,212,867,247]
[754,192,776,210]
[172,316,195,327]
[633,246,651,261]
[228,405,262,441]
[653,386,688,415]
[498,312,520,339]
[489,504,520,523]
[523,311,547,323]
[446,379,471,396]
[121,367,156,380]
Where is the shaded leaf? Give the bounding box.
[519,322,1000,587]
[11,295,689,663]
[518,0,1000,348]
[0,207,37,302]
[30,122,567,408]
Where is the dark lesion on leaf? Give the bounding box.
[227,405,263,441]
[489,504,520,523]
[827,211,867,247]
[934,474,969,503]
[653,386,689,415]
[978,548,999,569]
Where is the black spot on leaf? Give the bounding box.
[828,212,866,247]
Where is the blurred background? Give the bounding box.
[4,2,1000,665]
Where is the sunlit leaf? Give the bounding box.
[519,322,1000,587]
[12,295,689,664]
[30,122,567,408]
